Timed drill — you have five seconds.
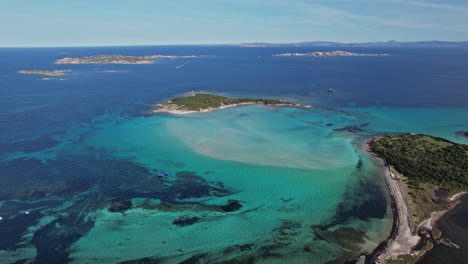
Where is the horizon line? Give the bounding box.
[1,39,468,48]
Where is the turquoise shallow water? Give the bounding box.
[65,105,388,264]
[0,46,467,263]
[49,104,467,263]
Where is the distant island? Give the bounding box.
[19,70,66,76]
[152,93,311,115]
[273,50,389,57]
[239,40,468,48]
[55,54,197,64]
[368,134,467,264]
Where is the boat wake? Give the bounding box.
[176,62,186,69]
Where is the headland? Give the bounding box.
[55,54,197,64]
[367,134,468,264]
[152,93,311,114]
[273,50,389,57]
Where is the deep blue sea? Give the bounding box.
[0,46,467,264]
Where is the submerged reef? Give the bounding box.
[108,198,133,213]
[221,200,243,212]
[0,151,242,263]
[172,216,202,227]
[0,140,387,264]
[454,131,468,138]
[334,125,365,133]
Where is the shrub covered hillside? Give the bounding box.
[370,134,468,189]
[170,94,288,110]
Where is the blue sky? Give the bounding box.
[1,0,468,47]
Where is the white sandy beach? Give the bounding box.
[151,102,310,115]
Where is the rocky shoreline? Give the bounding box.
[366,165,420,264]
[55,54,197,64]
[152,101,311,115]
[273,50,389,57]
[366,140,467,264]
[365,167,400,264]
[19,70,66,76]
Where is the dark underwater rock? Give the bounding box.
[58,179,91,196]
[273,220,301,245]
[0,158,44,200]
[179,253,208,264]
[312,227,366,264]
[176,181,211,199]
[454,131,468,138]
[108,198,133,213]
[221,200,242,212]
[119,256,163,264]
[311,179,387,232]
[356,157,363,169]
[169,171,233,200]
[0,210,43,251]
[359,122,371,127]
[0,135,60,155]
[223,243,255,254]
[20,189,47,201]
[172,216,201,227]
[333,126,364,133]
[19,178,91,201]
[32,212,95,264]
[315,227,365,250]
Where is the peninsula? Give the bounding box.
[368,134,468,264]
[152,93,311,114]
[273,50,389,57]
[55,54,197,64]
[19,70,65,76]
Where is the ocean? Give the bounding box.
[0,46,467,264]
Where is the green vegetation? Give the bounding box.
[169,94,290,111]
[85,55,149,63]
[370,134,468,189]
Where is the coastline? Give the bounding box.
[366,140,467,263]
[367,165,420,263]
[151,102,311,115]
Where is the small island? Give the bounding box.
[368,134,467,264]
[152,93,311,114]
[273,50,389,57]
[19,70,66,76]
[55,54,197,64]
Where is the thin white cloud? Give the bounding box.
[259,0,376,23]
[250,0,468,32]
[388,0,468,13]
[253,0,433,30]
[379,19,432,30]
